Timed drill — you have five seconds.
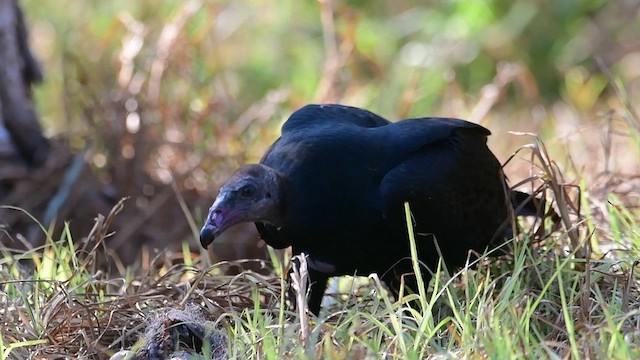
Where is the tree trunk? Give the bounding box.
[0,0,48,167]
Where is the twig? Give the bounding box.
[290,253,310,348]
[147,0,203,103]
[43,146,88,226]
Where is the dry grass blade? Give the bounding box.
[290,253,310,348]
[597,57,640,132]
[0,200,284,359]
[147,0,203,103]
[509,132,584,255]
[1,259,283,358]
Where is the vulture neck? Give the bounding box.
[262,165,289,228]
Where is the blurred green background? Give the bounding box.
[14,0,640,261]
[25,0,640,146]
[25,0,640,151]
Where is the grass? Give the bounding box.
[1,144,640,358]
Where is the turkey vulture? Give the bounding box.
[200,104,537,315]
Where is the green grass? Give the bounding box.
[1,184,639,359]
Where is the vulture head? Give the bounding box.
[200,164,284,248]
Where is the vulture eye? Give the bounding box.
[239,184,257,198]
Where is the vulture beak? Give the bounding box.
[200,194,233,248]
[199,222,217,248]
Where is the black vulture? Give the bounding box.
[200,104,535,315]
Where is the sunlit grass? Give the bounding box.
[1,187,640,358]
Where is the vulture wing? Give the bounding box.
[376,118,510,272]
[255,104,391,249]
[281,103,390,132]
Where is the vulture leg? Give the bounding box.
[306,272,329,316]
[381,263,433,311]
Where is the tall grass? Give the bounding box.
[2,157,639,358]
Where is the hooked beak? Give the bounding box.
[200,225,216,248]
[200,194,230,248]
[200,208,236,248]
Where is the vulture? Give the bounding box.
[200,104,539,315]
